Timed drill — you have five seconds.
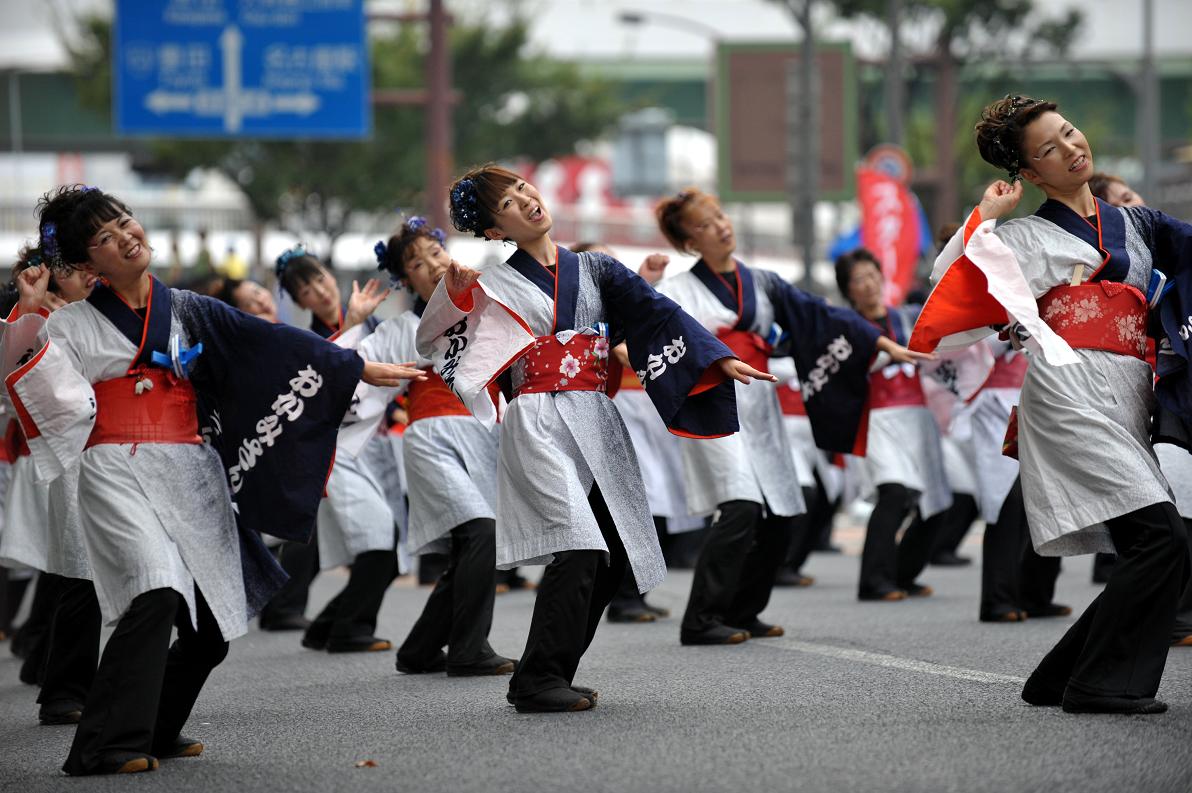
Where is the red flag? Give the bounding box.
[858,167,921,305]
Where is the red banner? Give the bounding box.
[857,167,921,305]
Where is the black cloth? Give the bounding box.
[1169,519,1192,641]
[1028,501,1188,701]
[1092,552,1117,583]
[63,587,228,775]
[38,577,100,707]
[259,536,320,627]
[895,508,944,589]
[784,487,820,573]
[509,485,627,698]
[398,518,500,670]
[858,484,917,597]
[609,566,646,613]
[681,500,793,633]
[933,493,978,558]
[307,549,398,642]
[981,479,1062,618]
[17,573,64,682]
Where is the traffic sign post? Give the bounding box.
[114,0,371,138]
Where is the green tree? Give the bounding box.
[64,12,622,256]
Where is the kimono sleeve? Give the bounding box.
[1140,207,1192,430]
[336,318,409,458]
[757,270,881,453]
[594,253,738,438]
[415,279,535,428]
[2,311,95,483]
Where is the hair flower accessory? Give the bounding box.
[40,223,62,269]
[405,215,448,246]
[449,179,482,236]
[374,240,388,271]
[275,243,307,277]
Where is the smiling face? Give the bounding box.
[483,179,552,243]
[293,267,341,318]
[403,236,451,302]
[680,198,736,261]
[84,213,152,279]
[845,258,885,317]
[233,280,278,323]
[1019,111,1094,193]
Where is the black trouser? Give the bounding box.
[609,566,646,613]
[308,549,399,642]
[398,518,499,670]
[38,577,101,707]
[63,587,228,775]
[658,516,707,570]
[509,486,627,698]
[1167,518,1192,641]
[810,471,841,551]
[1092,552,1117,582]
[784,487,819,573]
[859,484,927,597]
[981,479,1064,618]
[932,493,979,558]
[259,536,320,626]
[681,500,794,634]
[1028,501,1188,702]
[18,573,65,679]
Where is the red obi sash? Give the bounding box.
[1037,281,1148,360]
[982,352,1028,391]
[86,368,202,449]
[869,364,926,409]
[407,373,471,423]
[512,333,610,398]
[777,381,807,416]
[717,329,771,374]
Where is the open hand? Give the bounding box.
[445,260,481,302]
[15,264,50,316]
[361,360,427,387]
[344,278,390,330]
[717,357,778,385]
[977,179,1023,222]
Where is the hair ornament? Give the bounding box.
[25,248,43,268]
[449,179,482,235]
[275,243,307,278]
[404,215,447,246]
[40,223,62,269]
[373,240,388,271]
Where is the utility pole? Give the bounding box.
[785,0,818,293]
[884,0,903,145]
[1139,0,1159,203]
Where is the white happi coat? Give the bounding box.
[416,252,667,593]
[356,310,498,556]
[1,300,248,639]
[933,208,1172,555]
[655,269,804,517]
[0,456,88,580]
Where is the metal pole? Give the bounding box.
[1139,0,1159,203]
[426,0,452,231]
[787,2,818,294]
[9,70,22,198]
[884,0,903,145]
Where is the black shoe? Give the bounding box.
[1021,676,1064,707]
[642,600,671,618]
[980,608,1026,623]
[396,649,447,674]
[680,625,749,646]
[607,606,656,624]
[744,620,785,638]
[38,700,83,725]
[901,583,934,598]
[507,684,597,706]
[153,736,204,759]
[930,551,972,567]
[512,686,593,713]
[1062,691,1168,715]
[260,614,312,632]
[447,654,517,677]
[327,635,392,653]
[301,626,330,651]
[1023,603,1072,619]
[774,568,815,587]
[68,753,159,776]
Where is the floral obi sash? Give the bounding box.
[511,328,611,398]
[1037,281,1147,360]
[86,368,202,449]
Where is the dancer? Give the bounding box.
[6,185,417,774]
[275,247,405,653]
[911,95,1192,713]
[653,190,928,642]
[418,164,770,711]
[372,216,514,676]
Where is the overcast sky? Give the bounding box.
[0,0,1188,70]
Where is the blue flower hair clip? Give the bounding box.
[40,223,62,269]
[275,243,307,278]
[374,240,388,271]
[25,248,43,268]
[405,215,447,246]
[449,179,482,236]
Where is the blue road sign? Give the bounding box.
[114,0,370,138]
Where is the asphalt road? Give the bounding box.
[3,541,1192,792]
